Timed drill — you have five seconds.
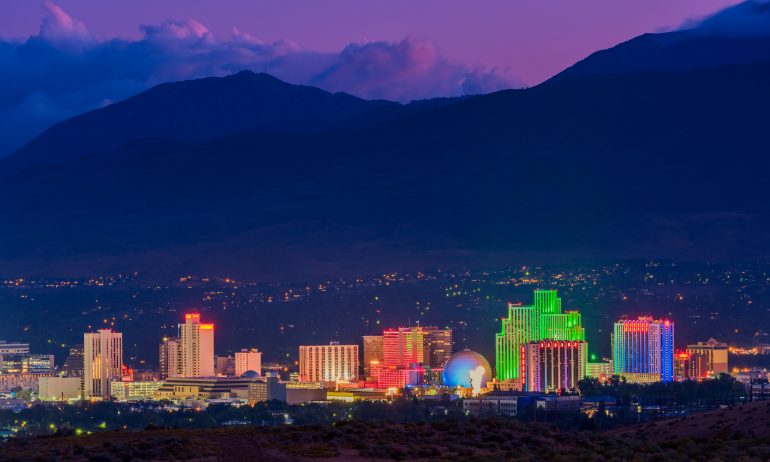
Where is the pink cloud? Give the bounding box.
[0,2,522,155]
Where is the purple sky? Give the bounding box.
[1,0,739,84]
[0,0,746,156]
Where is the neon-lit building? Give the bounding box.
[382,328,424,367]
[179,313,215,378]
[496,290,586,381]
[299,342,359,382]
[612,317,675,383]
[372,326,451,388]
[522,340,587,393]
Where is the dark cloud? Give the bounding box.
[681,0,770,36]
[0,2,521,156]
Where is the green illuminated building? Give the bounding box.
[495,290,586,380]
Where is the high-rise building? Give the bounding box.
[496,290,586,381]
[235,349,262,377]
[159,337,181,380]
[83,329,123,398]
[299,342,358,382]
[362,335,383,378]
[382,328,424,367]
[612,317,675,383]
[686,338,728,379]
[179,313,215,377]
[215,355,235,376]
[62,345,84,377]
[522,340,587,392]
[421,326,453,369]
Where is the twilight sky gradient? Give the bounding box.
[1,0,739,84]
[0,0,743,156]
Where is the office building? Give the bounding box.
[522,340,587,393]
[179,313,215,377]
[463,392,521,417]
[299,342,358,382]
[612,317,675,383]
[247,376,286,404]
[62,345,84,377]
[686,338,728,379]
[421,326,453,369]
[215,355,235,377]
[38,376,82,401]
[496,290,586,381]
[83,329,123,398]
[110,380,163,401]
[235,349,262,377]
[0,341,29,356]
[0,354,54,374]
[159,337,182,380]
[586,360,613,380]
[362,335,383,378]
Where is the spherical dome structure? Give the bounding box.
[240,370,260,378]
[442,350,492,389]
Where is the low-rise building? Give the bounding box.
[248,377,286,404]
[110,380,163,401]
[463,392,521,416]
[38,376,82,401]
[155,377,253,400]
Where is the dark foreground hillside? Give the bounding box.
[3,402,770,462]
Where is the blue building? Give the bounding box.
[612,317,674,383]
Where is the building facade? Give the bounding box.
[235,349,262,377]
[685,338,728,379]
[522,340,587,392]
[362,335,383,379]
[247,376,286,404]
[612,317,675,383]
[496,290,586,381]
[62,345,84,377]
[83,329,123,398]
[421,326,453,369]
[298,342,359,382]
[179,313,215,377]
[155,377,253,400]
[110,380,163,401]
[38,376,82,401]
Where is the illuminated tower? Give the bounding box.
[362,335,383,379]
[495,290,585,381]
[612,317,674,383]
[299,342,358,382]
[382,328,425,367]
[83,329,123,398]
[179,313,215,377]
[522,340,587,392]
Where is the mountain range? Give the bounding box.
[2,21,770,281]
